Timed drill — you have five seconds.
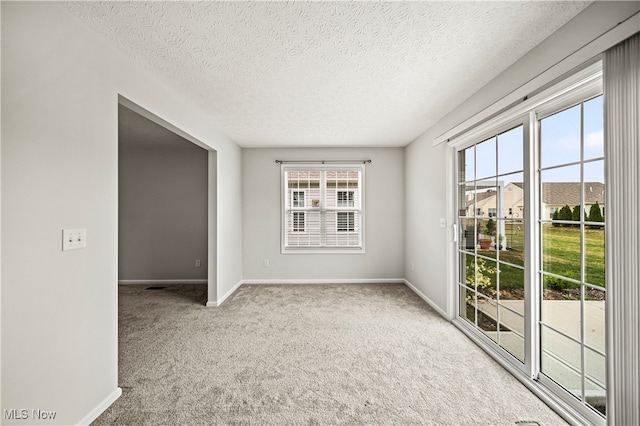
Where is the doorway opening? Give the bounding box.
[117,96,217,305]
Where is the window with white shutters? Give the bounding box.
[282,164,364,252]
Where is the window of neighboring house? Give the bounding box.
[292,211,305,232]
[292,190,306,208]
[282,165,364,252]
[549,207,559,219]
[337,211,355,232]
[337,190,355,207]
[488,208,497,217]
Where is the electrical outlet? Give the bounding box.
[62,228,86,251]
[263,259,270,268]
[195,259,201,267]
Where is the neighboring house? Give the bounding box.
[466,182,604,220]
[542,182,605,219]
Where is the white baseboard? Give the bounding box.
[241,278,406,285]
[217,280,243,306]
[403,279,451,320]
[206,279,404,307]
[206,281,243,307]
[77,387,122,426]
[118,279,207,285]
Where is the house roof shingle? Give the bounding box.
[467,182,605,207]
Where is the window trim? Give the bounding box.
[281,163,365,254]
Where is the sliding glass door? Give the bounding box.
[538,95,606,416]
[457,122,527,365]
[453,64,606,424]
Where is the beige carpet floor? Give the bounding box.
[92,283,567,425]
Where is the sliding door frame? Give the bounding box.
[447,61,605,426]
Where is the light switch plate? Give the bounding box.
[63,228,86,251]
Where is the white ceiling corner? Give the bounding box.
[65,1,591,148]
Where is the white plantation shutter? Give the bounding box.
[282,164,364,252]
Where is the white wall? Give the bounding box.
[404,1,640,317]
[119,147,208,281]
[1,2,242,425]
[243,148,404,281]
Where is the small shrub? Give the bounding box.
[485,218,496,236]
[558,204,573,226]
[588,202,604,228]
[467,257,497,298]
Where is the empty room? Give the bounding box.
[2,2,639,426]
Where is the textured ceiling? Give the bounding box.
[66,1,590,148]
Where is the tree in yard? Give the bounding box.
[558,204,573,226]
[552,209,560,227]
[588,201,604,228]
[572,205,585,226]
[485,218,496,236]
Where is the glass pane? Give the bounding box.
[585,347,606,416]
[502,172,524,218]
[477,294,498,342]
[476,136,496,180]
[541,326,582,399]
[542,165,581,223]
[542,277,581,339]
[498,126,523,175]
[542,223,581,281]
[494,219,506,251]
[477,218,497,258]
[498,263,524,301]
[462,185,477,218]
[541,104,581,168]
[476,258,497,299]
[460,252,475,288]
[584,96,604,161]
[460,219,476,251]
[460,285,476,326]
[584,160,605,225]
[585,229,605,288]
[459,146,475,183]
[502,220,524,267]
[498,304,524,362]
[584,287,606,353]
[474,180,498,218]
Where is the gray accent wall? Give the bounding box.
[119,145,208,281]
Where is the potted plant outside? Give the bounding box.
[478,237,492,250]
[478,219,495,250]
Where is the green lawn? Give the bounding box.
[471,224,605,293]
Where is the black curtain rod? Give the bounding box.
[275,160,372,164]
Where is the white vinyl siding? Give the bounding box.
[282,165,364,252]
